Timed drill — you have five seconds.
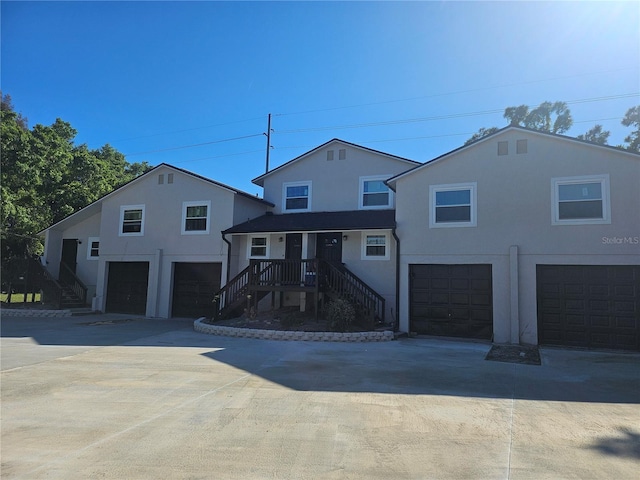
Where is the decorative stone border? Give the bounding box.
[1,308,72,317]
[194,318,394,342]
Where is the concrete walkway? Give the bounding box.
[1,313,639,479]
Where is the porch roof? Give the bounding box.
[223,209,396,234]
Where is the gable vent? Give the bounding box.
[339,148,346,160]
[327,150,334,161]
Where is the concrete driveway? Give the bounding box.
[1,313,639,479]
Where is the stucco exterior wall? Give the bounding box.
[262,142,415,214]
[394,129,640,343]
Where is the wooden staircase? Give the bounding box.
[212,259,385,325]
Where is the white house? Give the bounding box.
[387,126,640,351]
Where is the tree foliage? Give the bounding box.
[577,124,610,145]
[621,106,640,153]
[1,93,151,278]
[467,101,639,152]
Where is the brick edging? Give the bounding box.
[194,318,394,342]
[1,308,72,317]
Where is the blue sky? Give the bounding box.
[2,1,639,195]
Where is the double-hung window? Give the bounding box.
[120,205,145,236]
[283,182,311,212]
[429,183,477,228]
[362,232,390,260]
[552,175,610,225]
[182,201,211,234]
[360,176,392,209]
[248,236,269,258]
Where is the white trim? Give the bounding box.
[181,200,211,235]
[87,237,100,260]
[247,235,270,259]
[119,204,145,236]
[551,174,611,225]
[282,181,312,212]
[359,175,393,210]
[361,231,391,260]
[429,182,477,228]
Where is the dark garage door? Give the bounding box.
[106,262,149,315]
[410,264,493,339]
[537,265,640,351]
[172,262,222,318]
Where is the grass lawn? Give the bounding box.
[1,292,42,303]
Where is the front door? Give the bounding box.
[286,233,303,261]
[316,232,342,263]
[61,239,78,273]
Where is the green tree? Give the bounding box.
[1,93,151,286]
[621,106,640,153]
[577,125,610,145]
[467,100,573,144]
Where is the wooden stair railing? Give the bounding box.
[318,260,385,325]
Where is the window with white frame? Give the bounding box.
[248,236,270,258]
[87,237,100,260]
[119,205,145,236]
[182,201,211,234]
[283,182,311,212]
[429,183,477,228]
[360,176,392,209]
[362,232,390,260]
[552,174,610,225]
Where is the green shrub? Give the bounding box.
[324,297,356,332]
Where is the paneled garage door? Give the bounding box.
[537,265,640,351]
[172,262,222,318]
[106,262,149,315]
[410,264,493,339]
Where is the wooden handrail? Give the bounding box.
[318,260,385,324]
[59,262,88,305]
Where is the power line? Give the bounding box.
[274,67,637,117]
[274,93,639,135]
[125,133,264,157]
[114,115,266,142]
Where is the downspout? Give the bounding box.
[392,227,401,332]
[222,232,232,284]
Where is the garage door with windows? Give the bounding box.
[410,264,493,340]
[172,262,222,318]
[106,262,150,315]
[537,265,640,351]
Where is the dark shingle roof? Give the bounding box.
[223,210,396,234]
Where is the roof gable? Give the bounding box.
[40,163,273,233]
[252,138,420,187]
[386,126,640,188]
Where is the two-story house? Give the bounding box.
[39,164,273,318]
[38,129,639,351]
[387,126,640,351]
[219,139,420,323]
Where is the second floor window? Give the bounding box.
[182,201,211,234]
[283,182,311,211]
[552,175,610,225]
[120,205,145,236]
[360,176,392,209]
[429,183,477,228]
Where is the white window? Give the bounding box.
[119,205,145,236]
[283,181,311,212]
[362,232,390,260]
[87,237,99,260]
[429,183,477,228]
[248,236,270,258]
[552,175,610,225]
[360,175,393,209]
[181,201,211,234]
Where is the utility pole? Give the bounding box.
[264,113,272,173]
